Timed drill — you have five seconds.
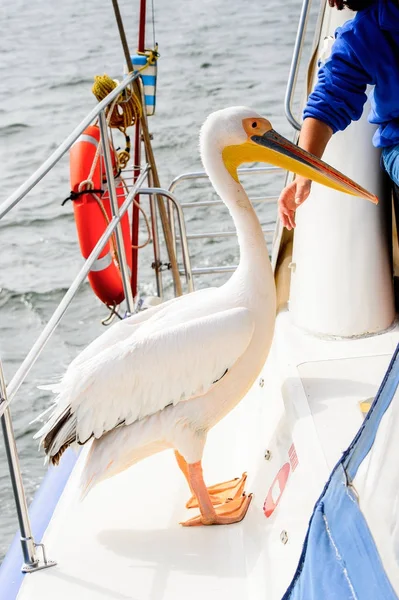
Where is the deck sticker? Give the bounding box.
[263,462,291,518]
[263,442,299,518]
[288,443,299,471]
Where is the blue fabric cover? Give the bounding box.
[382,144,399,186]
[283,345,399,599]
[304,0,399,148]
[0,449,78,600]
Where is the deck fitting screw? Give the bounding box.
[259,378,265,388]
[264,450,272,461]
[280,530,289,545]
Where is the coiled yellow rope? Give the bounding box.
[92,75,142,131]
[82,47,156,290]
[91,46,159,169]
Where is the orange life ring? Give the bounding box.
[69,125,133,306]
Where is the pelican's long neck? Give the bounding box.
[201,144,269,273]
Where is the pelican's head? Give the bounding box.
[200,106,378,203]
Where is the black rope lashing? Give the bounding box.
[61,189,104,206]
[101,303,123,326]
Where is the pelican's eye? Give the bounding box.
[251,121,258,129]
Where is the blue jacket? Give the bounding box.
[304,0,399,148]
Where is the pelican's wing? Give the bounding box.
[66,288,217,372]
[36,307,254,456]
[35,301,170,399]
[68,299,173,370]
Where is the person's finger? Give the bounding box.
[286,209,296,229]
[280,206,296,230]
[278,207,288,229]
[278,205,290,229]
[278,182,298,229]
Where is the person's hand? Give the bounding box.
[278,177,312,230]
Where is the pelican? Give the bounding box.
[35,107,377,526]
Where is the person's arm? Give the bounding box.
[278,118,333,230]
[297,117,333,158]
[278,19,373,230]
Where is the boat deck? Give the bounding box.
[10,310,399,600]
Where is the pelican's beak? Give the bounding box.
[250,129,378,204]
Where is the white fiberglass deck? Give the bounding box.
[16,310,399,600]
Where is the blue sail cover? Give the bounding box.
[283,345,399,600]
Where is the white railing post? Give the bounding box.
[0,361,56,572]
[98,110,135,314]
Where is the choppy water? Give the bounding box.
[0,0,317,561]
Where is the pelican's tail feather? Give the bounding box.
[34,405,78,465]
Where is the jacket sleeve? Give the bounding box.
[303,23,374,133]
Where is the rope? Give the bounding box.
[120,176,152,250]
[150,0,156,49]
[92,75,142,133]
[61,188,103,206]
[117,134,131,170]
[136,46,159,66]
[91,192,120,269]
[102,302,123,326]
[66,180,152,258]
[76,93,120,196]
[68,46,158,302]
[92,81,135,172]
[91,46,159,170]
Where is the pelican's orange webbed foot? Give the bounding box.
[181,492,252,527]
[179,460,252,527]
[185,472,247,508]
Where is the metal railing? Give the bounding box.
[0,167,149,574]
[138,188,194,293]
[0,0,332,578]
[0,72,136,220]
[168,166,282,281]
[0,71,189,573]
[98,111,135,312]
[0,72,285,576]
[1,167,149,416]
[284,0,313,130]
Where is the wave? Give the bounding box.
[0,286,80,310]
[0,280,94,314]
[0,212,75,231]
[49,77,94,90]
[0,123,30,137]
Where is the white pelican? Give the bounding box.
[35,107,377,526]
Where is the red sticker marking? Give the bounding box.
[263,462,291,518]
[288,443,299,472]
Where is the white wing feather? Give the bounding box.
[35,302,169,397]
[66,287,215,372]
[68,298,173,370]
[37,306,254,447]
